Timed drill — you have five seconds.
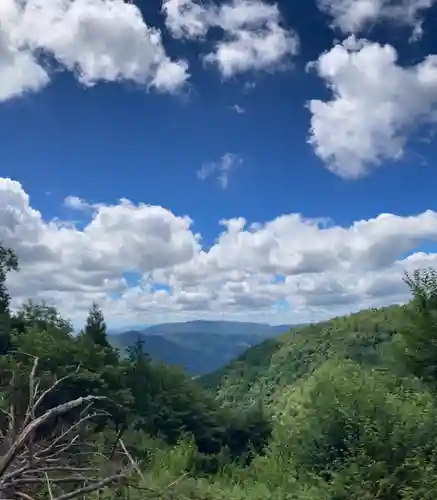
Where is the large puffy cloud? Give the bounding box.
[162,0,298,77]
[317,0,436,39]
[2,176,437,327]
[307,36,437,179]
[0,0,189,102]
[1,178,199,322]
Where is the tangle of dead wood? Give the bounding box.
[0,357,133,500]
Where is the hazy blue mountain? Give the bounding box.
[142,320,292,336]
[111,333,215,375]
[109,320,293,376]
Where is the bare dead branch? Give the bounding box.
[3,465,99,484]
[10,477,87,485]
[34,410,107,459]
[52,473,126,500]
[0,358,134,500]
[15,492,37,500]
[38,435,80,462]
[26,357,39,418]
[31,365,81,419]
[165,473,188,490]
[45,472,54,500]
[8,371,15,438]
[0,395,106,477]
[9,476,92,485]
[21,356,40,468]
[79,401,95,419]
[28,466,99,474]
[119,439,146,485]
[109,426,125,460]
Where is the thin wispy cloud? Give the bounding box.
[244,81,257,92]
[231,104,246,114]
[197,153,243,189]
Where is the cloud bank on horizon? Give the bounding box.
[2,176,437,327]
[1,0,437,326]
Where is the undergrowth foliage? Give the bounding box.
[3,243,437,499]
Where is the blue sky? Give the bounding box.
[1,0,437,327]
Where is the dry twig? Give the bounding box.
[0,358,132,500]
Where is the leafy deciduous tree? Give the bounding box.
[401,268,437,387]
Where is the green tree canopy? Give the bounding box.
[0,244,18,354]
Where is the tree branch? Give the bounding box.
[52,473,126,500]
[0,395,107,477]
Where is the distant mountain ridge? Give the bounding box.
[129,320,293,336]
[109,320,294,376]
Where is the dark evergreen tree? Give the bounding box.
[0,244,18,354]
[84,302,110,348]
[126,335,150,363]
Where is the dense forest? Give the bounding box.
[2,242,437,499]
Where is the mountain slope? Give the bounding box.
[111,332,216,374]
[198,336,284,390]
[110,321,293,375]
[199,305,407,406]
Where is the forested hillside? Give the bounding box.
[200,305,406,406]
[3,242,437,499]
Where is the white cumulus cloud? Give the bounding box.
[64,196,96,212]
[307,36,437,179]
[317,0,436,39]
[162,0,299,77]
[2,177,437,327]
[0,0,189,102]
